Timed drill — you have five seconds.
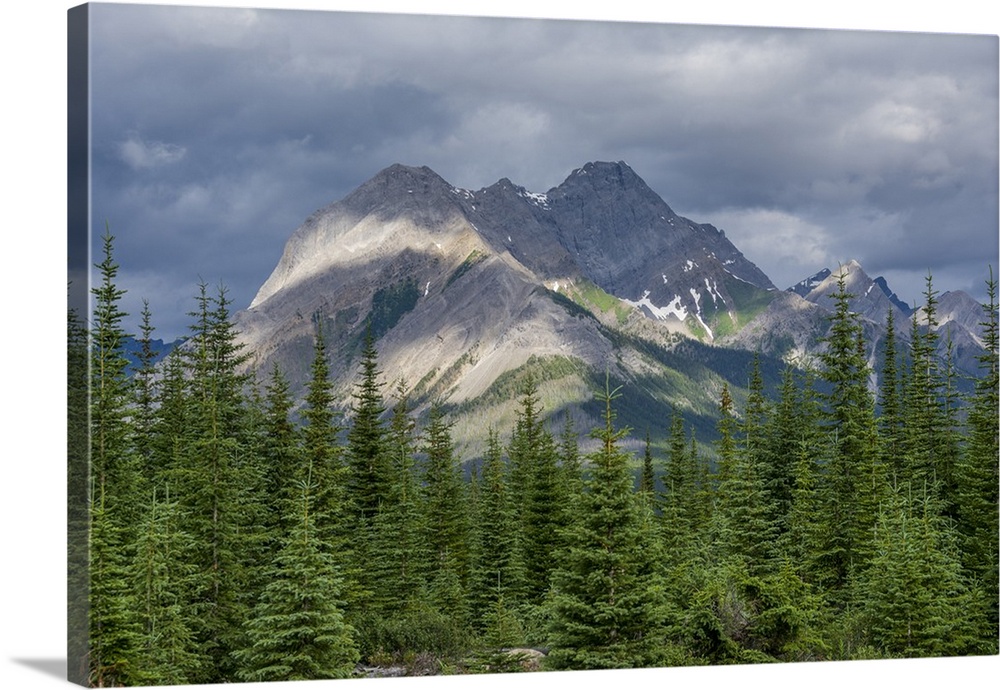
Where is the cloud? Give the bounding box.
[698,208,832,289]
[118,132,187,169]
[85,5,998,338]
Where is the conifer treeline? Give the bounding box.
[76,231,998,686]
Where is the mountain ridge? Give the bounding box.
[231,161,989,454]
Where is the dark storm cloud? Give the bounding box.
[87,3,998,339]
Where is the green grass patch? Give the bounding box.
[446,354,588,416]
[445,249,486,289]
[709,274,778,337]
[565,279,632,324]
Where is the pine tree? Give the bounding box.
[546,377,669,669]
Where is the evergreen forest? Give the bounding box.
[69,231,999,686]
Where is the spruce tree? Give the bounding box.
[88,228,142,686]
[88,499,142,687]
[709,382,738,554]
[67,296,90,683]
[781,368,827,581]
[715,374,779,575]
[367,380,431,616]
[902,273,947,488]
[470,427,524,629]
[237,471,359,681]
[762,364,804,540]
[546,378,669,670]
[661,407,698,559]
[521,427,562,604]
[878,308,905,479]
[259,365,301,539]
[171,282,254,683]
[815,268,883,598]
[508,374,544,522]
[346,327,391,526]
[860,483,985,657]
[640,430,656,497]
[420,402,470,623]
[132,299,160,482]
[132,488,204,685]
[299,322,357,602]
[954,268,999,636]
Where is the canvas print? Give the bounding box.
[67,2,999,687]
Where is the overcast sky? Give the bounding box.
[1,3,998,690]
[84,1,999,340]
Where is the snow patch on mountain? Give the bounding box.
[689,287,714,339]
[704,277,723,305]
[517,188,550,209]
[623,291,688,322]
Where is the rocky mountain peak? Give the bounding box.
[873,276,912,315]
[788,267,832,297]
[338,163,459,219]
[792,260,905,326]
[553,160,670,212]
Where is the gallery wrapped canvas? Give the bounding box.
[66,2,998,688]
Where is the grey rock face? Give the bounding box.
[788,268,832,298]
[800,260,907,327]
[746,261,988,378]
[542,162,775,335]
[873,276,912,315]
[233,160,788,453]
[232,160,988,453]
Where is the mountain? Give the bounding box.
[121,335,187,372]
[234,161,782,453]
[730,260,988,380]
[788,268,831,298]
[233,161,989,455]
[873,276,912,315]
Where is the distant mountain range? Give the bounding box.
[226,161,990,455]
[121,335,187,373]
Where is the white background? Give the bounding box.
[2,2,997,689]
